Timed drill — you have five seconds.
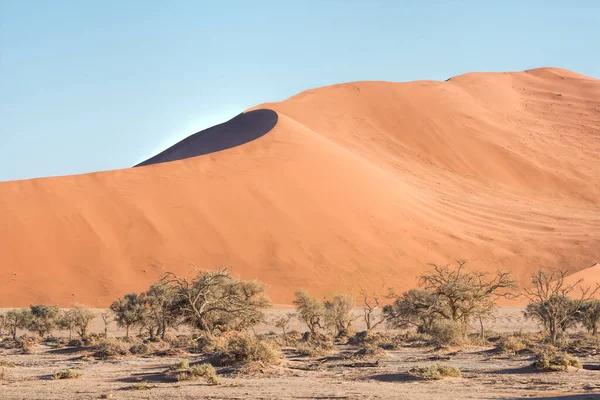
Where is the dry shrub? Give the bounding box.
[534,350,582,371]
[408,364,462,380]
[353,344,386,359]
[348,331,387,346]
[93,338,131,359]
[497,334,532,354]
[16,335,38,354]
[129,381,153,390]
[428,321,465,347]
[0,368,11,381]
[403,331,432,346]
[52,369,82,379]
[219,335,281,365]
[175,362,219,385]
[164,335,195,350]
[67,338,84,347]
[286,330,303,343]
[0,359,15,368]
[235,361,274,375]
[294,342,333,358]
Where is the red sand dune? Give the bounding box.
[0,67,599,307]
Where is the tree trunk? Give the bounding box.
[125,325,130,338]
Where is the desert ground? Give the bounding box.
[1,308,600,400]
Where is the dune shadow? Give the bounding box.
[135,108,278,167]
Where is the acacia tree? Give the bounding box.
[419,260,515,335]
[384,260,515,338]
[4,309,31,340]
[57,310,76,340]
[578,300,600,335]
[383,289,439,332]
[523,269,599,344]
[28,305,60,338]
[324,294,355,336]
[109,293,146,338]
[143,282,180,340]
[293,290,325,333]
[162,268,271,335]
[70,305,96,339]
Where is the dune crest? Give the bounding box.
[0,67,599,307]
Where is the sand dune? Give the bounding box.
[0,67,599,307]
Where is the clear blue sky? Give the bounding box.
[1,0,598,182]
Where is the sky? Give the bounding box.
[1,0,599,182]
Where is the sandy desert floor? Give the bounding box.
[1,308,600,400]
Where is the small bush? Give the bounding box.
[175,359,190,370]
[93,338,130,359]
[67,339,84,347]
[497,335,531,354]
[219,335,281,365]
[428,321,465,347]
[348,331,385,346]
[52,369,82,380]
[294,342,332,358]
[175,362,219,385]
[534,350,582,371]
[408,364,462,380]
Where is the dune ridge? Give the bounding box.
[0,67,598,307]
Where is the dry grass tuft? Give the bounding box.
[534,350,582,371]
[175,362,219,385]
[408,364,461,380]
[52,369,82,380]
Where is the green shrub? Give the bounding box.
[0,359,15,368]
[294,342,332,358]
[408,364,461,380]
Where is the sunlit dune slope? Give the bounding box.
[0,67,599,307]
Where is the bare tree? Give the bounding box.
[359,288,385,331]
[523,269,599,344]
[162,268,271,335]
[293,290,325,333]
[100,312,111,338]
[274,312,295,344]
